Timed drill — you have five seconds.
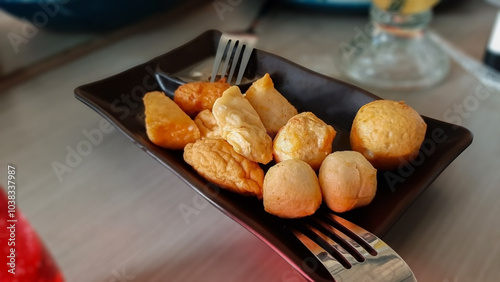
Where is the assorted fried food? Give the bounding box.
[350,100,427,170]
[264,159,322,218]
[319,151,377,213]
[212,86,273,164]
[174,79,230,116]
[143,73,427,218]
[273,112,336,170]
[143,91,200,150]
[193,109,220,139]
[184,138,264,199]
[245,73,298,137]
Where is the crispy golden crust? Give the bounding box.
[273,112,336,170]
[263,159,322,218]
[350,100,427,170]
[245,73,298,137]
[183,138,264,199]
[194,109,220,139]
[319,151,377,213]
[213,86,273,164]
[174,80,230,116]
[143,91,200,150]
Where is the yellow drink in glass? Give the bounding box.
[373,0,440,14]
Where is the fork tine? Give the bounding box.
[291,213,417,282]
[220,39,236,82]
[324,213,379,255]
[308,218,365,264]
[304,223,360,269]
[227,40,244,84]
[211,33,256,85]
[319,214,378,257]
[210,35,230,83]
[235,43,254,85]
[291,227,346,277]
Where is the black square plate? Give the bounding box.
[75,30,473,281]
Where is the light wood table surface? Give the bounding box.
[1,1,499,281]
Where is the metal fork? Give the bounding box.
[210,33,257,85]
[290,211,417,281]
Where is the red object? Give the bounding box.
[0,187,64,282]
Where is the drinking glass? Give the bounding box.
[1,187,64,282]
[338,0,449,90]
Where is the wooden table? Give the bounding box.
[1,1,499,281]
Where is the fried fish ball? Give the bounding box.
[273,112,336,170]
[143,91,200,150]
[174,79,230,116]
[194,109,220,139]
[263,159,322,218]
[319,151,377,213]
[350,100,427,170]
[245,73,298,137]
[184,138,264,199]
[213,86,273,164]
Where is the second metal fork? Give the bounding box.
[290,212,417,281]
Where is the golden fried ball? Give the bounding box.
[350,100,427,170]
[319,151,377,213]
[263,159,322,218]
[273,112,336,170]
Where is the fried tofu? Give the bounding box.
[245,73,298,137]
[174,80,230,116]
[143,91,200,150]
[212,86,273,164]
[193,109,220,139]
[184,138,264,199]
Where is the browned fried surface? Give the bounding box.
[319,151,377,213]
[143,91,200,150]
[183,138,264,199]
[194,109,220,139]
[245,73,297,137]
[213,86,273,164]
[174,80,230,116]
[350,100,427,170]
[263,159,322,218]
[273,112,336,170]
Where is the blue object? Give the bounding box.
[0,0,183,31]
[277,0,456,12]
[278,0,371,11]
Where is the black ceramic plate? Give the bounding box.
[75,30,473,281]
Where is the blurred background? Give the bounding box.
[0,0,472,83]
[1,0,500,281]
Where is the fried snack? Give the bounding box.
[245,73,298,137]
[143,91,200,150]
[319,151,377,213]
[273,112,336,170]
[263,159,322,218]
[213,86,273,164]
[174,79,230,116]
[194,109,220,139]
[350,100,427,170]
[184,138,264,199]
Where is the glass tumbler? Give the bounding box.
[338,0,449,90]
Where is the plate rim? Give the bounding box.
[74,29,473,281]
